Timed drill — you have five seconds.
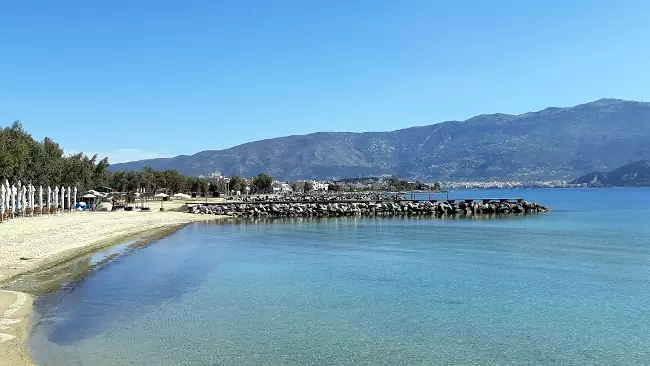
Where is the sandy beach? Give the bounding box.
[0,210,228,365]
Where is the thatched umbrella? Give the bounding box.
[82,193,96,210]
[155,193,169,210]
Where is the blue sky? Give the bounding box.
[1,0,649,163]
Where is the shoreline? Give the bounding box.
[0,211,230,365]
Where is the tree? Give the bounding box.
[303,181,314,192]
[433,182,442,192]
[229,174,244,193]
[209,181,222,197]
[200,180,210,197]
[252,173,273,194]
[290,182,299,192]
[328,183,343,192]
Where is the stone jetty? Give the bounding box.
[188,199,549,218]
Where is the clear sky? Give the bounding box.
[1,0,649,163]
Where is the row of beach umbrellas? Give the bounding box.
[0,180,79,219]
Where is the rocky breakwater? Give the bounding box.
[188,200,549,218]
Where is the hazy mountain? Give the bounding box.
[570,160,650,187]
[110,98,650,181]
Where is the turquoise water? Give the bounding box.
[29,189,650,365]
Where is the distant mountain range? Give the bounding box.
[571,160,650,187]
[110,98,650,181]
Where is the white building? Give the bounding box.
[306,181,328,191]
[272,182,293,193]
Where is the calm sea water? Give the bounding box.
[28,189,650,365]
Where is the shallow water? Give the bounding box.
[28,189,650,365]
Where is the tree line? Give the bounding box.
[1,121,440,195]
[0,121,275,195]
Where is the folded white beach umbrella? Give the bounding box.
[1,184,5,218]
[4,180,8,209]
[16,181,22,212]
[54,186,59,210]
[30,184,35,213]
[11,184,16,215]
[21,185,26,215]
[2,182,6,211]
[39,186,43,214]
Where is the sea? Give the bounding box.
[24,188,650,365]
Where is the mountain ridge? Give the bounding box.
[570,160,650,187]
[110,98,650,180]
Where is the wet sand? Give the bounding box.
[0,211,229,365]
